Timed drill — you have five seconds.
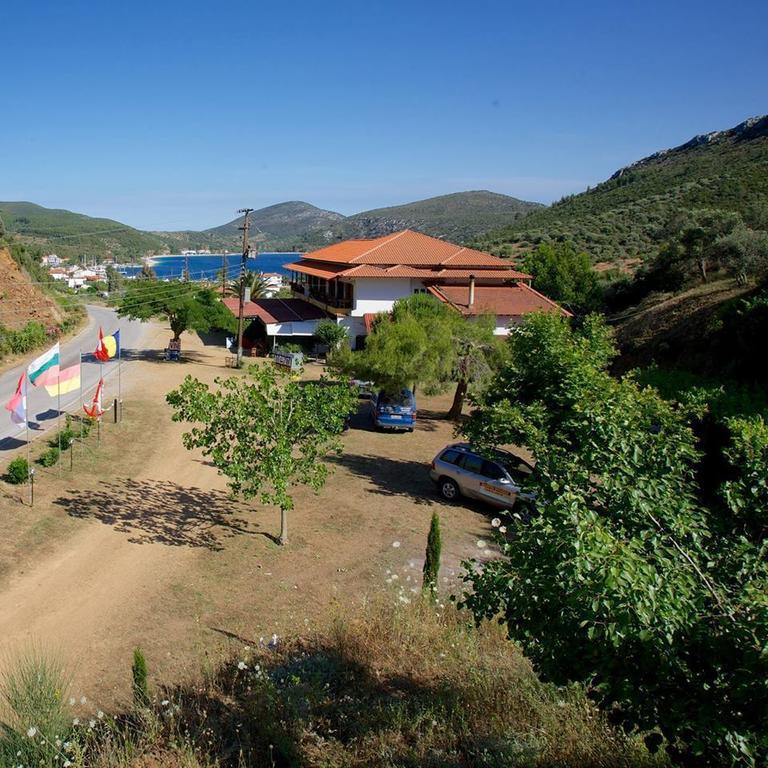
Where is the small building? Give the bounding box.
[43,253,63,267]
[221,297,333,352]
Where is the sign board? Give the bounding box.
[273,350,304,372]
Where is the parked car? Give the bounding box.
[370,389,416,432]
[429,442,536,509]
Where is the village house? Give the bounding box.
[224,230,569,350]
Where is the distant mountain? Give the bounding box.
[204,201,345,248]
[0,201,169,262]
[345,191,543,243]
[1,190,544,262]
[479,115,768,266]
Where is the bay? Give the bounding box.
[117,252,301,281]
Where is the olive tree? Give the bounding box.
[166,364,357,545]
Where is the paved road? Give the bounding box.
[0,305,151,450]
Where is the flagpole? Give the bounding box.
[57,369,62,477]
[25,373,31,505]
[117,332,122,423]
[79,349,83,451]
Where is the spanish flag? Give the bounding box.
[95,328,120,361]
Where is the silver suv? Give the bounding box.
[429,443,535,509]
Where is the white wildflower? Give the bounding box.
[499,525,507,534]
[491,518,501,527]
[89,719,96,729]
[68,697,75,706]
[72,718,79,726]
[26,726,37,738]
[97,710,104,719]
[161,700,170,707]
[392,541,401,548]
[237,661,248,670]
[476,540,486,548]
[484,549,491,555]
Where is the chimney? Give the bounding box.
[244,286,251,303]
[468,274,476,307]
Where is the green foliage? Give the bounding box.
[117,279,236,340]
[314,319,348,350]
[166,364,358,545]
[5,457,29,485]
[37,447,60,468]
[522,241,602,312]
[459,312,768,765]
[132,648,149,709]
[0,650,73,768]
[721,416,768,543]
[0,321,48,357]
[422,512,442,597]
[479,121,768,268]
[332,294,501,418]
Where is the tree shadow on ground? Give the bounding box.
[329,453,437,506]
[156,638,542,768]
[53,479,273,550]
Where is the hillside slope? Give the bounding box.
[480,115,768,265]
[0,246,64,331]
[344,190,543,242]
[0,202,169,262]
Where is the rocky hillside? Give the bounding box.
[0,245,63,331]
[479,115,768,266]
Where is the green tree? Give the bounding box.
[459,312,768,766]
[422,512,442,597]
[117,279,236,341]
[522,241,602,313]
[132,647,149,708]
[314,319,348,352]
[166,364,357,545]
[711,224,768,284]
[229,272,272,299]
[331,294,501,418]
[105,264,126,293]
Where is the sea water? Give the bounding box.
[117,252,301,281]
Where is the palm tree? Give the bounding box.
[227,272,272,299]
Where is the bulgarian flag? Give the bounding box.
[27,343,60,387]
[84,378,105,418]
[4,373,26,426]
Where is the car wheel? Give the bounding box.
[439,477,460,502]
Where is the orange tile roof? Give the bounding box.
[301,229,511,267]
[427,283,571,318]
[283,261,349,280]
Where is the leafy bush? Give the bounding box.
[0,321,48,358]
[314,319,348,350]
[460,313,768,765]
[5,457,29,484]
[422,511,442,596]
[37,447,60,468]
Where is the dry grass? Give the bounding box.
[106,600,664,768]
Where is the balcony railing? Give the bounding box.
[290,282,352,310]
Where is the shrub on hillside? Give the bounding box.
[37,447,60,468]
[4,457,29,484]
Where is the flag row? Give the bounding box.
[3,327,118,426]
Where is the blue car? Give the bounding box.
[370,389,416,432]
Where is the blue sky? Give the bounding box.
[2,0,766,230]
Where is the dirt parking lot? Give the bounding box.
[0,328,499,706]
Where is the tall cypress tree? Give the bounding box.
[422,512,442,598]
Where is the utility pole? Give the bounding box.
[236,208,254,367]
[222,250,228,295]
[183,251,190,281]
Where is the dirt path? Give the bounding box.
[0,329,496,707]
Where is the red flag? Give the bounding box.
[94,327,109,362]
[83,378,105,418]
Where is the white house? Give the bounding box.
[283,229,570,345]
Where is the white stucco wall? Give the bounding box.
[351,278,424,316]
[266,320,322,336]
